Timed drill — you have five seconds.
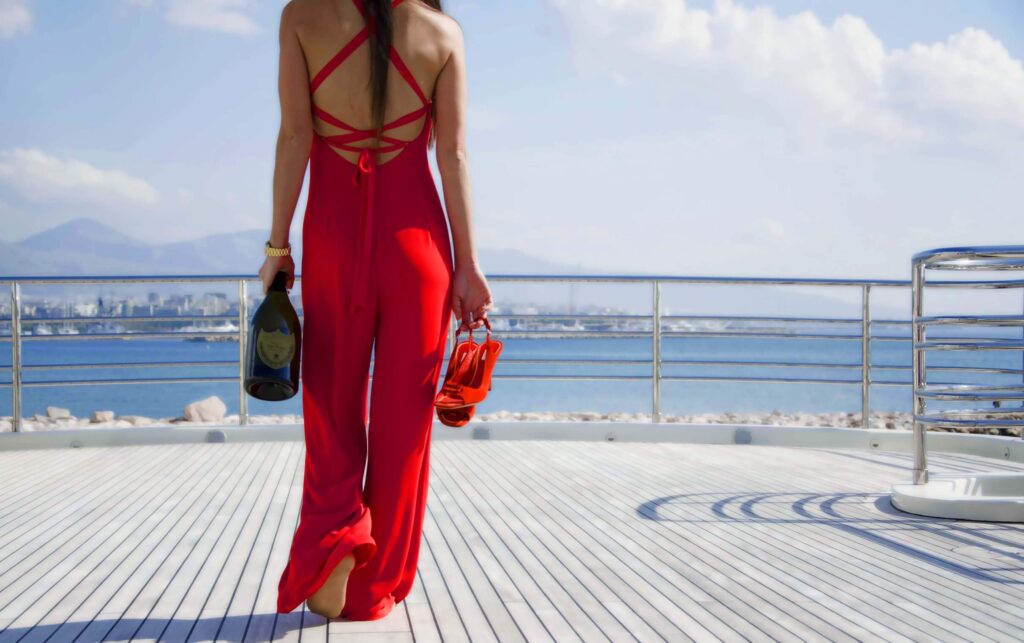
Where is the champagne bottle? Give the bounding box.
[244,270,301,401]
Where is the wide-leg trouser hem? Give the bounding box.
[276,504,376,614]
[340,592,396,621]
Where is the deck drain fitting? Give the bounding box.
[734,428,752,445]
[207,430,227,443]
[471,426,491,440]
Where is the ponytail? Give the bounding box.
[363,0,444,147]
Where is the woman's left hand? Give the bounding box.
[452,262,492,331]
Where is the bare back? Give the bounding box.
[291,0,452,166]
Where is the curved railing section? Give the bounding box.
[911,245,1024,484]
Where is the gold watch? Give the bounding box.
[265,240,291,257]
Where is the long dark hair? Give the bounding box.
[363,0,444,147]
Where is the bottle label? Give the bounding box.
[256,328,295,370]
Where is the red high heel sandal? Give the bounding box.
[435,317,503,428]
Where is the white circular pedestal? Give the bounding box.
[891,472,1024,522]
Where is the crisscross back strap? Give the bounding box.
[311,0,406,93]
[351,0,427,105]
[389,47,430,106]
[309,30,369,93]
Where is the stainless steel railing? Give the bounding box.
[0,272,956,432]
[911,246,1024,484]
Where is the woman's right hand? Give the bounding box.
[259,254,296,295]
[452,262,492,331]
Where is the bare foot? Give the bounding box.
[306,552,356,619]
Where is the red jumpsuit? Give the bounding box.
[276,0,453,621]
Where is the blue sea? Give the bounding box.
[5,331,1023,420]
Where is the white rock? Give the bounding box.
[184,396,227,422]
[90,410,115,423]
[46,406,71,419]
[120,415,155,426]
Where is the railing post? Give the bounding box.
[911,261,927,484]
[10,281,21,433]
[238,279,248,426]
[652,279,661,423]
[861,284,871,428]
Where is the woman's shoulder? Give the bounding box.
[279,0,346,34]
[392,2,463,70]
[405,1,460,31]
[403,2,463,50]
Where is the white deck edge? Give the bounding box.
[1,420,1022,463]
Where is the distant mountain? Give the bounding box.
[1,217,909,318]
[468,247,609,276]
[1,217,603,280]
[19,217,149,258]
[4,218,283,277]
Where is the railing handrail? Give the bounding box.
[0,271,943,433]
[0,273,911,286]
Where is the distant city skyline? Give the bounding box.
[2,0,1023,280]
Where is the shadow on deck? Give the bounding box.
[1,438,1023,642]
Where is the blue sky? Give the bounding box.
[1,0,1022,279]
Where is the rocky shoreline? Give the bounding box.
[3,402,1022,437]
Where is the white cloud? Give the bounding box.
[889,27,1024,131]
[126,0,259,35]
[166,0,260,35]
[0,0,31,39]
[0,148,159,208]
[551,0,1024,142]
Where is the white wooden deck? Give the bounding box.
[0,439,1023,642]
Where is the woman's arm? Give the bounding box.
[260,1,313,294]
[434,20,492,329]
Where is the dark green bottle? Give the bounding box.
[244,270,301,401]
